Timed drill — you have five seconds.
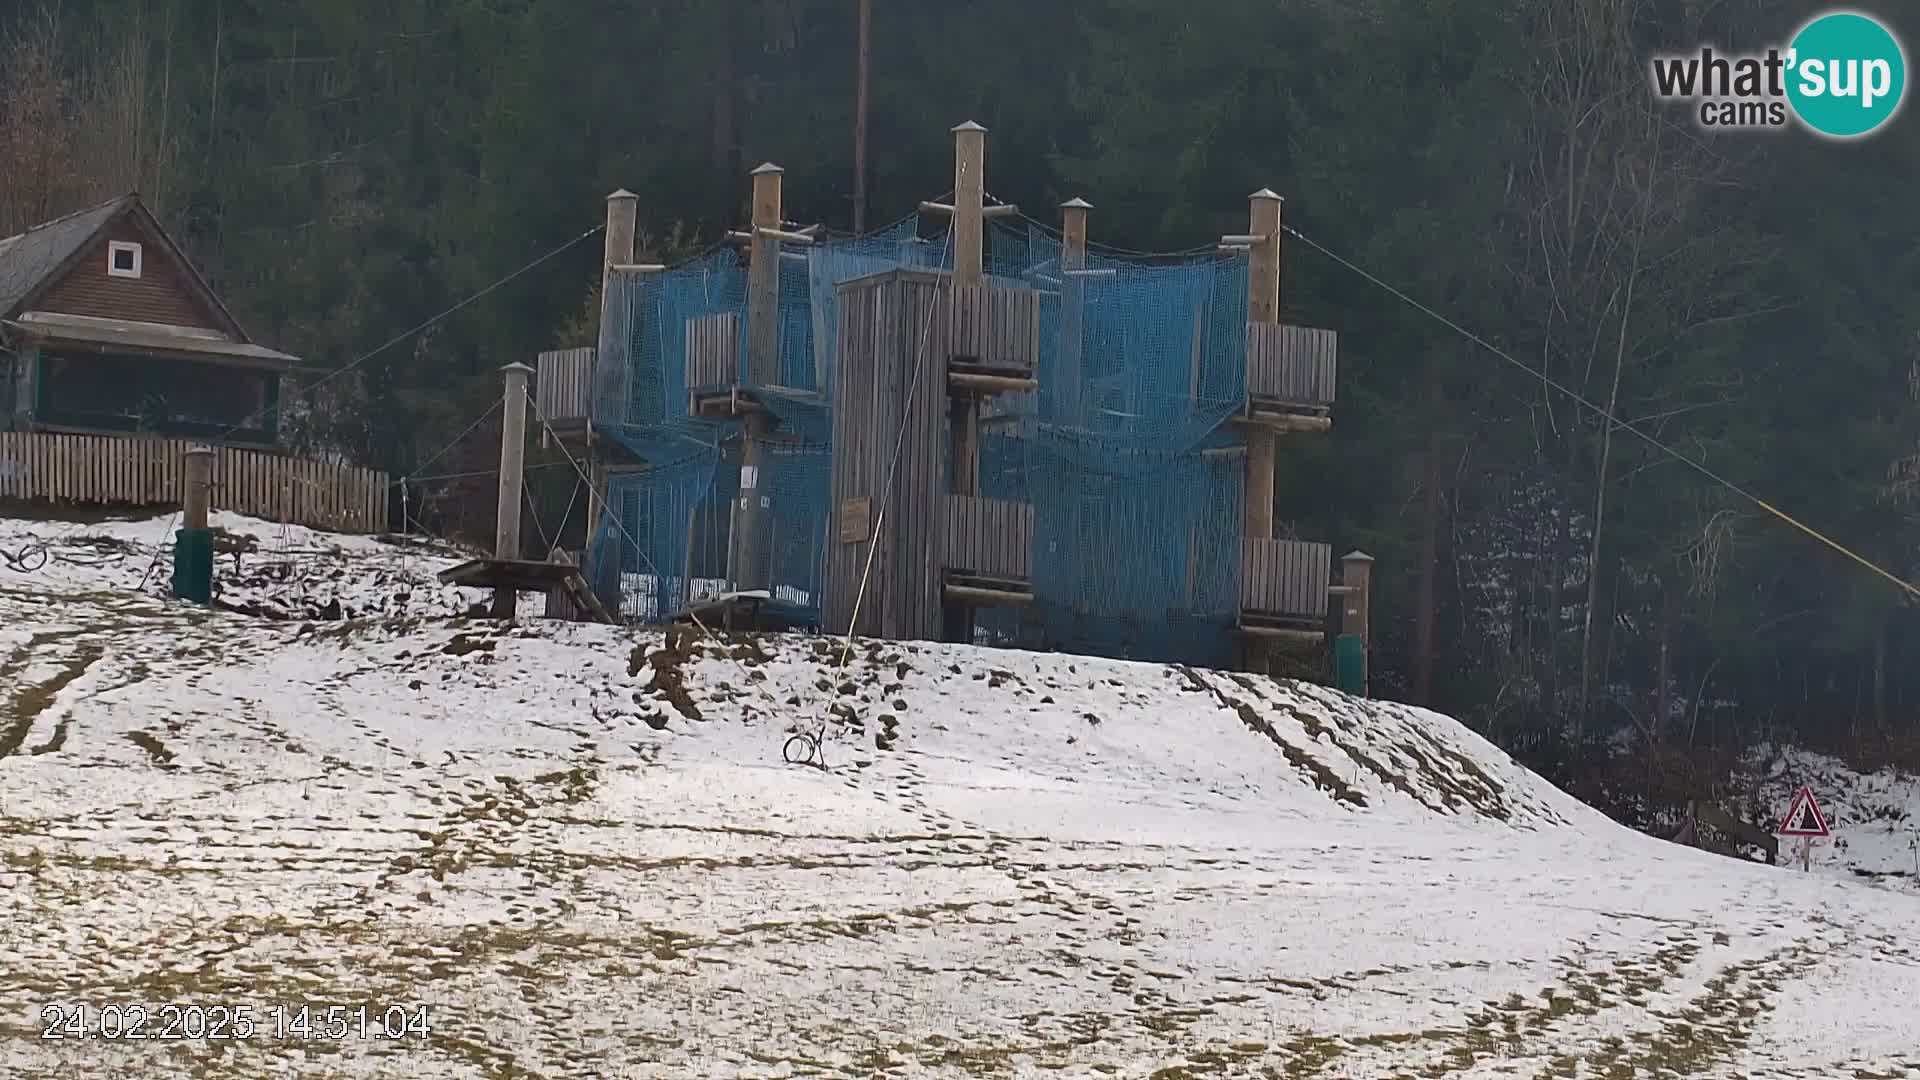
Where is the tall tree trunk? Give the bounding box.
[852,0,871,233]
[1576,255,1640,755]
[1413,371,1444,704]
[1873,617,1888,735]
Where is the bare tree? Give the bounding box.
[0,6,82,235]
[0,3,182,237]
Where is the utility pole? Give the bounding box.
[494,361,534,618]
[853,0,872,234]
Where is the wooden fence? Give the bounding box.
[946,285,1042,371]
[535,347,595,424]
[1246,322,1338,408]
[0,432,389,533]
[941,494,1034,581]
[1239,537,1331,619]
[687,312,740,391]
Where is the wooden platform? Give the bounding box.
[437,558,614,623]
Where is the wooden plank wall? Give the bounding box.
[0,432,389,533]
[823,273,947,640]
[940,494,1033,580]
[686,312,740,390]
[947,284,1042,370]
[1238,537,1332,618]
[535,347,594,423]
[1246,322,1338,407]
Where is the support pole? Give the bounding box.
[731,162,783,595]
[603,189,638,300]
[1060,197,1090,427]
[1248,188,1283,322]
[587,190,637,613]
[945,122,989,645]
[746,162,783,387]
[171,445,216,604]
[182,446,213,530]
[1340,550,1375,697]
[952,121,986,289]
[1243,188,1284,542]
[495,361,534,618]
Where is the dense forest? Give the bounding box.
[4,0,1915,807]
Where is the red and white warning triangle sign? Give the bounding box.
[1777,785,1831,838]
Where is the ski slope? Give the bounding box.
[2,512,1918,1078]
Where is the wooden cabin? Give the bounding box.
[0,194,297,446]
[0,194,391,533]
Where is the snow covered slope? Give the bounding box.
[3,512,1919,1078]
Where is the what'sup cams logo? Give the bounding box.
[1650,10,1907,138]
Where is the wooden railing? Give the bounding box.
[946,285,1042,371]
[535,347,594,424]
[1239,537,1331,619]
[0,432,389,533]
[1246,322,1338,409]
[941,494,1033,581]
[687,312,740,390]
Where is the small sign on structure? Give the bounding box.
[1777,785,1830,838]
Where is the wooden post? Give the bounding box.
[949,123,985,498]
[732,162,783,594]
[495,361,534,617]
[1341,550,1375,695]
[1244,188,1283,541]
[1059,196,1090,426]
[603,189,638,299]
[747,162,783,387]
[952,121,986,288]
[182,445,213,529]
[588,189,637,596]
[1248,188,1283,321]
[946,122,989,644]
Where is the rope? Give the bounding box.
[1281,222,1920,602]
[397,398,503,486]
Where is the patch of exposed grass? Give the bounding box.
[2,638,103,758]
[127,729,177,767]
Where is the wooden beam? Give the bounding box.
[945,583,1033,607]
[1233,412,1334,434]
[1236,624,1325,645]
[949,372,1038,394]
[757,225,816,245]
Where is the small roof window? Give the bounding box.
[107,240,143,279]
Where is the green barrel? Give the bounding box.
[1333,633,1366,696]
[172,527,215,604]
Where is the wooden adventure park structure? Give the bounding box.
[0,194,388,532]
[532,121,1373,682]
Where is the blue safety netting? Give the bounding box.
[589,212,1262,666]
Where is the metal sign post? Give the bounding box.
[1776,784,1831,872]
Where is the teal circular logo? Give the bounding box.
[1786,11,1907,138]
